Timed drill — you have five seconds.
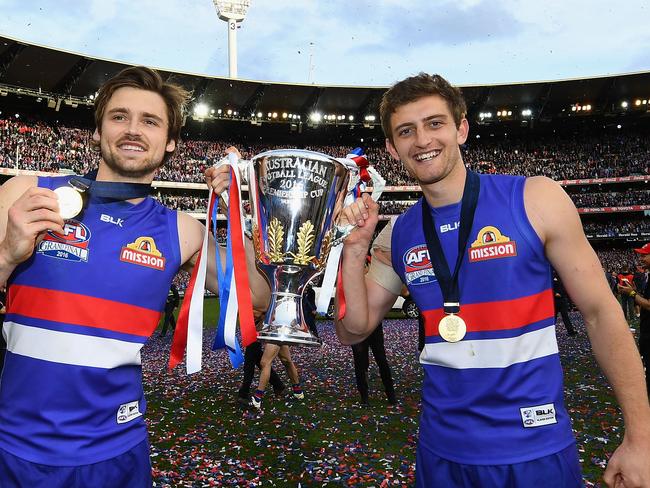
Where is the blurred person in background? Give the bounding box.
[619,242,650,400]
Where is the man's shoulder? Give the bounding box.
[394,198,422,229]
[520,175,571,218]
[176,210,202,234]
[1,174,39,190]
[176,211,205,265]
[477,172,528,190]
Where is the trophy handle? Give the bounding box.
[314,166,386,315]
[332,166,386,245]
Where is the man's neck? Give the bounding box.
[421,163,467,208]
[93,161,153,205]
[96,161,155,184]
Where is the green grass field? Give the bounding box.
[144,302,625,487]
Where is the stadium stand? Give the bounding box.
[0,34,647,290]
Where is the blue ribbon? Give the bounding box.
[70,169,151,200]
[211,190,244,368]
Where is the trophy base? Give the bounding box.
[257,326,322,347]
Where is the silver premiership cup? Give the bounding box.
[246,149,355,346]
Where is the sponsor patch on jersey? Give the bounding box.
[439,221,460,234]
[468,226,517,263]
[117,400,142,424]
[403,244,436,285]
[37,220,91,262]
[120,237,166,270]
[520,402,557,428]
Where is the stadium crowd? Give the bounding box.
[596,248,643,276]
[154,193,207,213]
[2,116,649,185]
[1,115,647,294]
[569,189,650,208]
[582,216,649,237]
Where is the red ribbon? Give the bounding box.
[337,152,371,320]
[336,259,346,320]
[168,244,202,371]
[351,155,371,183]
[227,168,257,346]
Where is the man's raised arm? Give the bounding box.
[335,193,398,345]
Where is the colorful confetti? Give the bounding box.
[143,313,627,486]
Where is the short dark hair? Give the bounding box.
[380,73,467,142]
[93,66,189,162]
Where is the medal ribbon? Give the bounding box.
[69,169,151,200]
[421,170,480,314]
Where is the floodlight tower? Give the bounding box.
[213,0,251,78]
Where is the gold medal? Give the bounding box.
[54,186,84,220]
[438,314,467,343]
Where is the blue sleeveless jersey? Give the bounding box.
[0,175,181,466]
[392,173,575,465]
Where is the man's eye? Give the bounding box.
[398,128,412,137]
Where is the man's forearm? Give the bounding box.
[336,245,372,340]
[0,247,16,287]
[204,235,270,312]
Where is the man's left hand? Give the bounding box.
[603,435,650,487]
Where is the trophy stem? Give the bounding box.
[258,291,322,347]
[247,150,352,348]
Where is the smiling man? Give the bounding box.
[337,73,650,487]
[0,66,267,487]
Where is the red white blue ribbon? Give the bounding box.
[169,154,257,373]
[212,189,242,366]
[212,162,257,367]
[348,147,371,185]
[169,191,214,374]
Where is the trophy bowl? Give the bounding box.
[246,149,353,346]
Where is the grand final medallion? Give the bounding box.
[438,314,467,343]
[54,186,84,220]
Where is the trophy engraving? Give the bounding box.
[221,149,383,346]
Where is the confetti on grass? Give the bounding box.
[143,313,626,487]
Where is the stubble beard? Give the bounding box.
[405,150,461,187]
[101,142,164,179]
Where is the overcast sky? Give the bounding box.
[0,0,649,87]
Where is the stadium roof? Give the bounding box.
[1,34,650,124]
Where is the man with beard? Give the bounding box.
[337,73,650,487]
[0,67,268,487]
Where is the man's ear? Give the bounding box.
[457,118,469,145]
[385,138,399,161]
[166,139,176,153]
